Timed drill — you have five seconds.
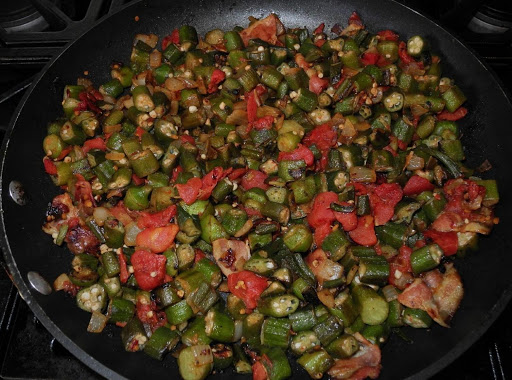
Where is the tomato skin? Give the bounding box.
[437,107,468,121]
[137,205,177,229]
[118,252,129,284]
[208,68,226,93]
[348,11,363,26]
[43,158,58,175]
[309,75,329,95]
[57,145,73,160]
[403,175,435,196]
[278,144,315,166]
[252,116,274,130]
[227,271,268,310]
[423,230,458,256]
[199,167,231,200]
[313,22,325,34]
[252,361,268,380]
[303,124,337,151]
[134,126,146,140]
[131,249,167,291]
[82,137,107,154]
[131,173,145,186]
[348,215,378,246]
[162,29,179,50]
[247,90,258,123]
[241,169,269,191]
[228,167,248,181]
[175,177,202,205]
[110,201,136,226]
[377,30,399,41]
[135,224,179,253]
[360,52,380,66]
[179,135,196,145]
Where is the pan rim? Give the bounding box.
[0,1,511,379]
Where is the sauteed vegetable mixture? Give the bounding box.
[42,12,499,380]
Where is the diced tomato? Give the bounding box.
[135,224,179,253]
[277,144,314,166]
[369,183,403,226]
[252,361,268,380]
[239,14,284,46]
[303,124,337,151]
[118,252,129,284]
[74,174,96,207]
[372,202,395,226]
[137,205,177,229]
[134,126,146,140]
[175,177,202,204]
[208,68,226,93]
[334,207,358,232]
[307,192,338,229]
[228,167,248,181]
[314,224,332,247]
[309,75,329,95]
[252,116,274,130]
[423,230,458,256]
[131,173,145,186]
[163,29,179,49]
[437,107,468,121]
[110,202,136,226]
[56,145,73,161]
[403,175,435,196]
[179,134,196,145]
[348,215,377,246]
[314,39,326,47]
[82,137,107,154]
[171,166,182,183]
[241,169,269,191]
[398,41,415,64]
[377,30,399,41]
[247,89,259,123]
[43,158,57,175]
[161,35,173,51]
[194,249,206,263]
[227,270,268,310]
[199,167,231,200]
[360,52,380,66]
[314,22,325,34]
[348,11,363,26]
[131,249,167,291]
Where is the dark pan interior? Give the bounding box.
[1,0,511,379]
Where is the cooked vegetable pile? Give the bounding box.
[42,12,499,380]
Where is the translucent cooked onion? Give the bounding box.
[93,207,111,227]
[53,273,71,291]
[232,320,243,342]
[87,311,109,333]
[149,50,162,69]
[124,222,143,246]
[317,288,335,308]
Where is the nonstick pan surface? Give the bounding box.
[1,1,511,379]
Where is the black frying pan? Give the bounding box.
[1,0,511,379]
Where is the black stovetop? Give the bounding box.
[1,0,511,379]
